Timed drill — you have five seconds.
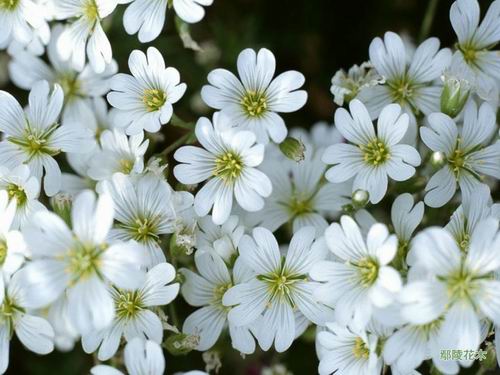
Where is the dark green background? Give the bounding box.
[4,0,498,374]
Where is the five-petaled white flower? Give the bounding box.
[174,112,272,225]
[0,164,45,229]
[82,263,179,360]
[311,215,402,328]
[0,271,55,374]
[400,219,500,368]
[0,0,49,51]
[107,47,187,135]
[223,226,334,352]
[180,250,257,354]
[420,100,500,207]
[0,80,93,196]
[358,31,451,141]
[8,25,118,127]
[18,190,146,335]
[53,0,118,73]
[102,172,185,267]
[201,48,307,144]
[450,0,500,100]
[323,100,421,204]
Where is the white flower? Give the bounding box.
[255,154,351,233]
[18,190,146,335]
[450,0,500,100]
[358,31,451,141]
[8,25,118,126]
[420,100,500,207]
[107,47,187,135]
[87,129,149,182]
[53,0,118,73]
[0,191,27,304]
[201,48,307,144]
[323,100,421,204]
[330,61,384,106]
[0,165,45,229]
[0,271,55,374]
[102,173,181,267]
[90,338,165,375]
[195,215,244,262]
[316,322,382,375]
[311,216,402,328]
[174,112,272,225]
[445,184,500,251]
[0,80,93,196]
[82,263,179,360]
[400,219,500,367]
[223,226,334,352]
[121,0,213,43]
[383,316,457,375]
[0,0,49,51]
[180,250,257,354]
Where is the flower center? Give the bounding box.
[66,242,103,284]
[213,151,243,183]
[241,90,268,117]
[58,75,81,101]
[444,267,482,303]
[115,290,143,320]
[288,194,313,216]
[388,77,414,104]
[355,257,379,287]
[360,138,390,166]
[458,44,478,65]
[213,283,232,306]
[143,89,167,112]
[119,159,134,174]
[0,0,19,11]
[83,0,99,22]
[8,124,60,159]
[120,218,160,243]
[448,147,468,179]
[0,240,7,266]
[352,337,370,359]
[6,183,27,206]
[257,264,307,308]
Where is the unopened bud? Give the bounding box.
[440,75,470,118]
[430,151,446,168]
[164,333,199,355]
[279,137,306,162]
[51,193,73,225]
[352,189,369,208]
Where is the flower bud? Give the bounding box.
[430,151,446,169]
[51,193,73,225]
[352,189,369,208]
[279,137,306,162]
[440,75,470,118]
[164,333,199,355]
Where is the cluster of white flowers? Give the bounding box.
[0,0,499,374]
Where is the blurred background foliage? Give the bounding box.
[2,0,498,374]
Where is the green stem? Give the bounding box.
[168,302,180,329]
[162,132,195,155]
[419,0,440,42]
[171,113,195,130]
